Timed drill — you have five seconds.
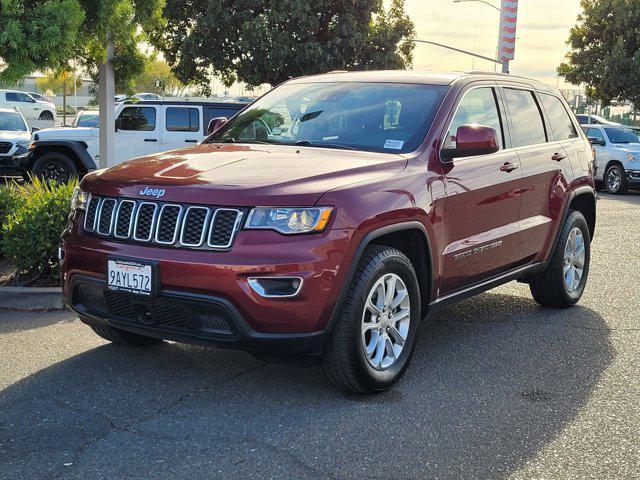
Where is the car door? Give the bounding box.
[161,105,202,151]
[114,106,160,165]
[440,85,524,294]
[5,92,34,119]
[501,86,574,261]
[584,127,607,180]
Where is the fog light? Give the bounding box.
[248,276,304,298]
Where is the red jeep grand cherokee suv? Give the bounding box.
[61,71,596,393]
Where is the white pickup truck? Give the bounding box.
[19,100,246,182]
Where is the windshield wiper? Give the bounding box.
[294,140,357,151]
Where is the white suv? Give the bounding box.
[582,124,640,194]
[0,90,56,121]
[0,108,32,176]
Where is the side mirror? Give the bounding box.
[31,127,39,133]
[588,136,605,147]
[441,124,499,161]
[207,117,228,134]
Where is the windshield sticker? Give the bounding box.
[384,139,404,150]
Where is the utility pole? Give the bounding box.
[98,39,115,169]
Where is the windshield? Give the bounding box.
[75,114,99,127]
[604,127,639,144]
[206,82,447,153]
[0,112,27,131]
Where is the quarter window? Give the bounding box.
[117,107,156,131]
[540,93,578,140]
[445,87,504,149]
[166,107,199,132]
[503,88,547,147]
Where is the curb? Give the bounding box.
[0,286,64,310]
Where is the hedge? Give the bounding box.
[1,177,77,281]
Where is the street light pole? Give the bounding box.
[452,0,509,73]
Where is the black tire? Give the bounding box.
[90,325,163,346]
[604,164,628,194]
[321,245,421,393]
[529,210,590,308]
[39,110,54,121]
[32,152,78,183]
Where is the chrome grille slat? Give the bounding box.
[84,196,241,250]
[155,204,183,245]
[97,199,117,235]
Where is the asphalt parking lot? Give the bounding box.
[1,192,639,480]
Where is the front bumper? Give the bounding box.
[69,275,327,359]
[0,150,29,176]
[61,215,357,356]
[627,169,640,185]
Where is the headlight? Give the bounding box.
[627,153,640,163]
[245,207,333,234]
[15,140,29,149]
[70,187,89,211]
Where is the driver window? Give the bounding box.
[445,87,503,149]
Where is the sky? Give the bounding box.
[404,0,582,88]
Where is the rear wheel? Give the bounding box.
[90,325,163,346]
[321,246,421,393]
[529,210,590,308]
[604,164,628,194]
[32,152,77,183]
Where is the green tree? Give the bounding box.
[558,0,640,106]
[0,0,165,92]
[151,0,415,89]
[36,70,83,96]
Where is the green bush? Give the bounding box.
[0,184,19,246]
[1,177,77,280]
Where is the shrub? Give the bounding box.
[1,177,77,280]
[0,184,19,246]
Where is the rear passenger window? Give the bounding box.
[586,128,605,143]
[446,87,504,149]
[503,88,547,147]
[166,107,199,132]
[117,107,156,131]
[540,93,578,140]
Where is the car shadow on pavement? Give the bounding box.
[0,292,613,480]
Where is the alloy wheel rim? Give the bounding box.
[42,161,69,183]
[607,168,621,192]
[361,273,411,370]
[563,227,585,293]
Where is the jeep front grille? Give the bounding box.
[0,142,12,154]
[84,195,243,250]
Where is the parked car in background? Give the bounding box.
[582,123,640,194]
[134,93,164,101]
[0,108,33,177]
[61,71,596,393]
[72,110,100,128]
[28,92,53,103]
[0,90,56,121]
[19,100,247,182]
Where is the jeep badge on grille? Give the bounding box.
[140,186,166,198]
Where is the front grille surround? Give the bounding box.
[0,142,13,154]
[84,195,243,251]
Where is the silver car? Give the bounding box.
[582,124,640,194]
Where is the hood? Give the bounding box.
[34,126,98,139]
[611,143,640,153]
[0,130,30,142]
[82,143,408,206]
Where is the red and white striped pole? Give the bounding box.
[498,0,518,73]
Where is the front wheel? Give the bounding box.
[529,210,590,308]
[321,246,421,393]
[32,152,77,183]
[39,110,54,121]
[604,164,628,194]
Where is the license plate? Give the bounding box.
[107,259,153,296]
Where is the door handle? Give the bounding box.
[184,139,198,143]
[551,152,566,161]
[500,162,519,172]
[144,138,158,142]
